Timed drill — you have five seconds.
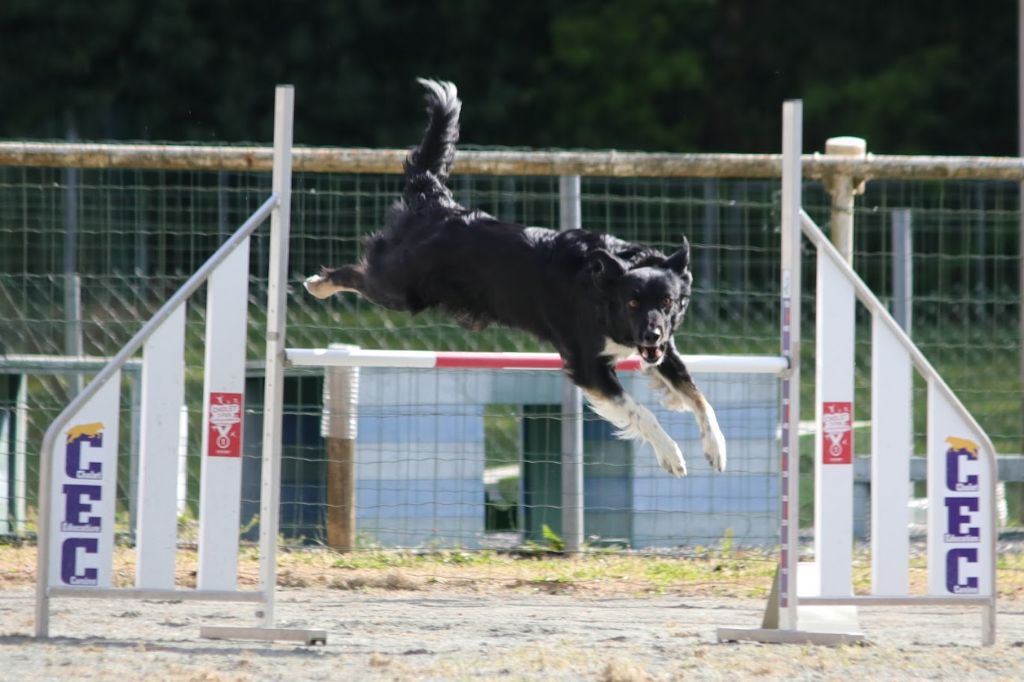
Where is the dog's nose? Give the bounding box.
[642,328,663,345]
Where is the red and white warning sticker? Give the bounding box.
[821,401,852,465]
[207,392,243,457]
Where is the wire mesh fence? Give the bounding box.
[0,149,1021,555]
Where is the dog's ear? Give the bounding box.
[663,236,690,275]
[589,249,627,282]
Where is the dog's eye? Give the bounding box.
[628,299,639,309]
[661,297,672,309]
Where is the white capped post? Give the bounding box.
[802,180,863,639]
[813,136,864,606]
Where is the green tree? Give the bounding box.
[0,0,1016,154]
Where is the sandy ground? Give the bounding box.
[2,586,1023,681]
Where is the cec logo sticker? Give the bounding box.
[942,436,981,594]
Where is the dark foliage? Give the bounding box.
[0,0,1016,154]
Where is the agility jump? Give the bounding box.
[33,91,999,646]
[718,100,997,646]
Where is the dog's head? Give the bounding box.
[590,239,692,366]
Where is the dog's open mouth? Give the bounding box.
[638,344,667,364]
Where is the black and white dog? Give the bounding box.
[305,79,725,477]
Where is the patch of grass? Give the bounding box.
[330,571,421,591]
[598,659,651,682]
[330,549,505,571]
[4,543,1023,600]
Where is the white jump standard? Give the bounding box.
[34,86,325,646]
[717,100,998,647]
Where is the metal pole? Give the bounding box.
[699,179,719,319]
[0,378,10,534]
[128,372,141,542]
[258,85,294,626]
[780,100,803,631]
[63,111,83,397]
[1018,0,1024,458]
[559,175,584,554]
[891,209,913,334]
[15,374,27,535]
[63,276,83,395]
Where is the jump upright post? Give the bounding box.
[718,100,998,646]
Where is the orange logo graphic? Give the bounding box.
[66,422,105,443]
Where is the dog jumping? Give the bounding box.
[304,79,725,477]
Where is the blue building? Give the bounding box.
[242,368,778,549]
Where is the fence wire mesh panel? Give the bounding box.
[1,152,1021,557]
[300,366,779,551]
[848,181,1019,452]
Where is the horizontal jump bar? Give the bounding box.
[798,595,994,607]
[285,348,788,374]
[48,587,267,602]
[0,354,142,374]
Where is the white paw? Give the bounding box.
[303,273,333,299]
[703,425,727,472]
[654,440,688,478]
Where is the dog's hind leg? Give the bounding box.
[303,264,367,300]
[648,344,726,473]
[569,358,688,477]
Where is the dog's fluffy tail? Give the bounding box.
[403,79,461,207]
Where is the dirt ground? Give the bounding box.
[2,588,1023,681]
[2,547,1024,680]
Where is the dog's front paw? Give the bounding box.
[703,425,727,472]
[654,440,688,478]
[303,272,333,299]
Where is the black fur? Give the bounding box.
[306,79,725,477]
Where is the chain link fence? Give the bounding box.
[0,146,1020,551]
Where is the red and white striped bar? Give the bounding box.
[285,347,788,374]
